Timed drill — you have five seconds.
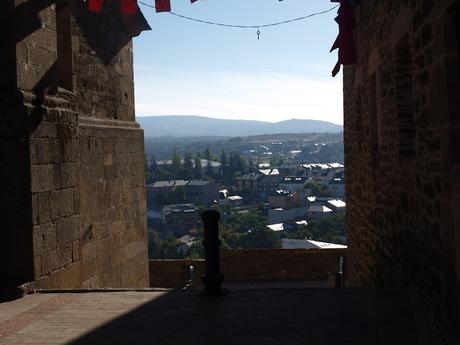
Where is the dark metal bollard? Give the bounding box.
[199,209,227,297]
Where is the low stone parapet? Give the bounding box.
[149,248,347,288]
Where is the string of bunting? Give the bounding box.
[86,0,339,27]
[85,0,355,76]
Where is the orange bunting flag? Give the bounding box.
[155,0,171,12]
[88,0,104,12]
[121,0,138,14]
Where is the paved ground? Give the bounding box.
[0,288,440,345]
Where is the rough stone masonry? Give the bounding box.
[343,0,460,340]
[0,0,150,290]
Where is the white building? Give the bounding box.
[327,199,346,212]
[219,195,243,207]
[307,205,333,219]
[282,239,347,250]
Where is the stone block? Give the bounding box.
[31,164,54,193]
[81,241,97,262]
[32,194,39,226]
[72,240,80,262]
[33,222,57,255]
[37,192,51,224]
[41,249,59,276]
[63,140,79,162]
[53,162,78,188]
[50,188,74,219]
[103,153,113,166]
[34,255,42,279]
[56,214,80,245]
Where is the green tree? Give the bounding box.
[193,157,202,179]
[240,228,281,249]
[183,152,194,172]
[205,159,213,179]
[148,230,183,259]
[220,150,227,180]
[172,149,182,169]
[145,153,152,183]
[286,213,346,244]
[304,180,329,197]
[204,147,212,161]
[167,186,186,204]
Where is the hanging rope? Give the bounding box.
[138,1,339,29]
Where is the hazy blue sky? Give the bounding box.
[133,0,343,124]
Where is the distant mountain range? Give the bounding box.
[137,116,343,137]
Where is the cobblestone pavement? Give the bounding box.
[0,288,440,345]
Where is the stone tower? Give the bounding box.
[0,0,150,291]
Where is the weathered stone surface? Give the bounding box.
[149,248,347,289]
[1,1,148,291]
[344,0,460,339]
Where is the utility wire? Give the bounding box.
[138,1,339,29]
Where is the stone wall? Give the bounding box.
[149,249,346,288]
[344,0,460,338]
[0,0,149,291]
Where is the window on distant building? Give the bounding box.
[56,0,74,91]
[395,34,416,159]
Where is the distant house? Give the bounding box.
[236,173,263,194]
[268,190,300,209]
[185,180,220,204]
[279,176,308,193]
[258,163,271,169]
[282,239,347,250]
[156,159,222,174]
[177,235,199,255]
[258,169,283,196]
[302,163,345,186]
[307,205,333,219]
[307,196,317,204]
[162,204,201,233]
[327,178,345,198]
[200,160,222,174]
[267,223,285,232]
[268,207,308,224]
[219,195,244,207]
[327,199,346,213]
[236,169,283,197]
[219,189,229,198]
[267,220,307,232]
[147,180,219,205]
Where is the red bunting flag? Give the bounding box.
[330,0,356,77]
[88,0,104,12]
[121,0,138,14]
[191,0,198,3]
[155,0,171,12]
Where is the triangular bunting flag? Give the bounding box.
[121,0,138,14]
[191,0,198,3]
[155,0,171,12]
[88,0,104,12]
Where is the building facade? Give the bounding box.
[147,180,219,206]
[1,1,150,291]
[161,204,201,234]
[344,0,460,338]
